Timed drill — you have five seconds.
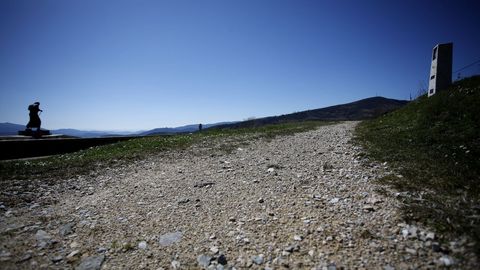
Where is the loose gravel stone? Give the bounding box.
[251,254,264,265]
[197,254,212,268]
[171,260,180,269]
[158,231,182,246]
[51,255,63,263]
[293,235,303,241]
[210,246,219,254]
[35,230,51,242]
[66,250,81,262]
[217,254,227,265]
[59,223,74,236]
[75,255,104,270]
[138,241,148,250]
[438,255,454,266]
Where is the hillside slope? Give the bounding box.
[215,96,408,129]
[0,122,25,135]
[356,76,480,256]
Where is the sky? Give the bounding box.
[1,0,479,131]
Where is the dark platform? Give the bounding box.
[0,135,137,160]
[18,129,51,137]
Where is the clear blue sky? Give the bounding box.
[1,0,479,130]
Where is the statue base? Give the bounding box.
[18,129,51,138]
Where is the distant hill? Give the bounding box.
[140,122,236,136]
[213,96,409,129]
[0,123,25,135]
[1,122,237,137]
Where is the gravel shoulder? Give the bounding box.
[0,122,470,269]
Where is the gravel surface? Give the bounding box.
[0,121,476,269]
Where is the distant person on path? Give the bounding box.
[199,123,203,132]
[26,102,42,131]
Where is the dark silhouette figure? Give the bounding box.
[199,123,203,132]
[27,102,42,131]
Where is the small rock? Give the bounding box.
[267,168,275,173]
[405,247,417,255]
[308,250,314,257]
[66,250,81,262]
[438,256,454,266]
[194,182,215,188]
[210,246,219,254]
[0,250,11,260]
[197,254,212,268]
[138,241,148,250]
[29,203,40,210]
[51,255,63,263]
[258,198,264,203]
[284,245,299,252]
[177,198,190,204]
[408,226,418,238]
[35,230,51,242]
[217,254,227,265]
[35,230,52,248]
[329,198,340,204]
[363,204,375,212]
[70,241,81,249]
[426,232,435,240]
[293,235,303,241]
[75,255,105,270]
[59,223,74,236]
[17,253,32,263]
[171,260,180,269]
[327,263,337,270]
[432,243,442,252]
[251,254,264,265]
[159,231,182,246]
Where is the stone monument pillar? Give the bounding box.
[428,43,453,97]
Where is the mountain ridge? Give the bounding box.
[212,96,408,129]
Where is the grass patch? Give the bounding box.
[355,76,480,254]
[0,121,333,181]
[0,135,193,181]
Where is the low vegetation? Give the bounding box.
[356,76,480,254]
[0,121,332,181]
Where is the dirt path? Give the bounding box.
[0,122,462,269]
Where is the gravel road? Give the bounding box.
[0,122,475,269]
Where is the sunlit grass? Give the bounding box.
[355,75,480,255]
